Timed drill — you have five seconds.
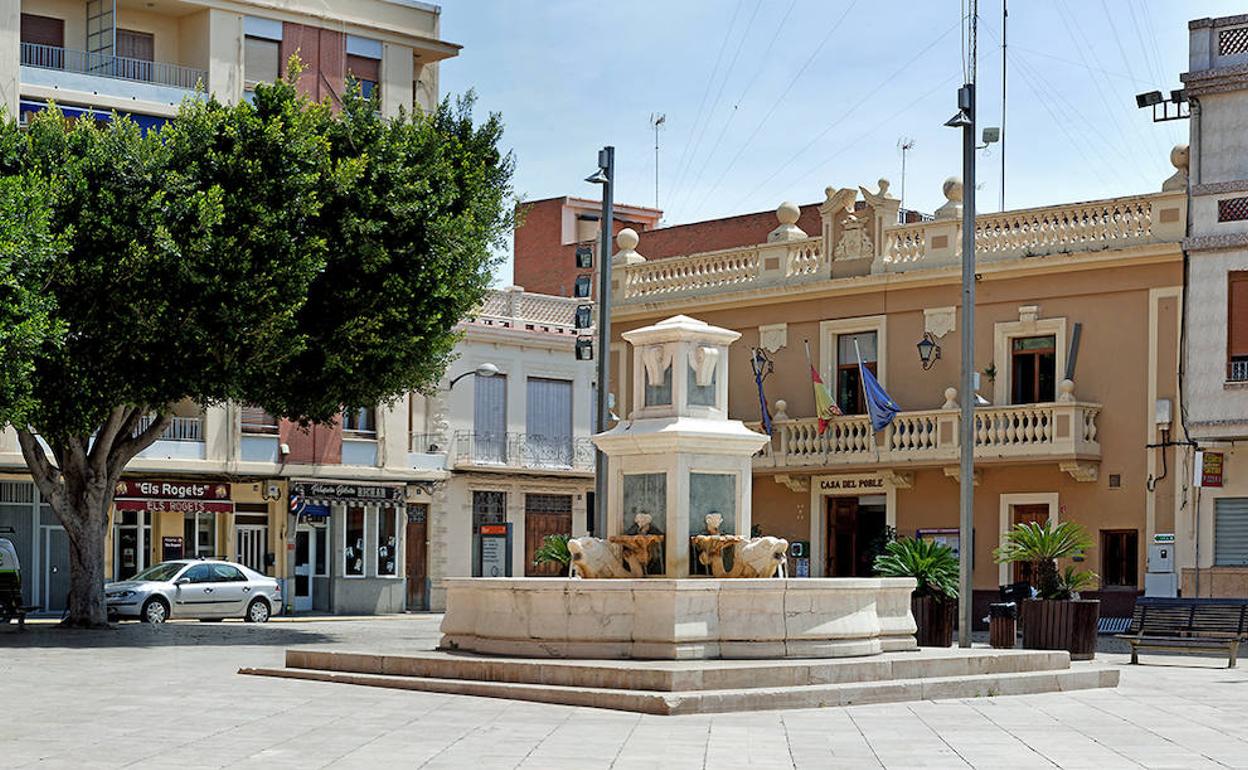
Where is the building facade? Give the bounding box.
[604,166,1188,620]
[1179,13,1248,597]
[0,0,460,616]
[0,0,456,127]
[409,288,596,611]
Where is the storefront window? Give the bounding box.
[183,512,216,557]
[376,509,397,576]
[345,507,365,576]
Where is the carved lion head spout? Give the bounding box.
[704,512,723,535]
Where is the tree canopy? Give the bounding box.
[0,77,515,625]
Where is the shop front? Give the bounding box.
[288,481,407,614]
[112,480,235,580]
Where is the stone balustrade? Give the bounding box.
[754,397,1102,479]
[613,184,1186,305]
[470,286,580,330]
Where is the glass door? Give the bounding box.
[294,526,314,611]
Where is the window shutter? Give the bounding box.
[473,374,507,462]
[1229,273,1248,358]
[1215,498,1248,566]
[116,29,154,61]
[244,36,280,85]
[526,378,573,466]
[20,14,64,47]
[346,53,380,83]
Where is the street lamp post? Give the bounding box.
[943,2,979,649]
[586,147,615,538]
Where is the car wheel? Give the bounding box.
[141,597,169,625]
[245,598,271,623]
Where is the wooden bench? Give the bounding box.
[1116,598,1248,668]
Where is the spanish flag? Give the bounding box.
[805,340,842,434]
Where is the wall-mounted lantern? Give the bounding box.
[917,332,941,371]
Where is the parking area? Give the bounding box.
[2,616,1248,769]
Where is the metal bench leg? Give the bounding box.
[1229,641,1239,670]
[1130,643,1139,665]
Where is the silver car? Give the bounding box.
[106,560,281,624]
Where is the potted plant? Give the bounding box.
[533,534,572,577]
[994,521,1100,660]
[874,537,959,647]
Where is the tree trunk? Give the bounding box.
[17,409,172,628]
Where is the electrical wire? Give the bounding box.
[677,0,859,221]
[669,0,797,217]
[665,0,749,213]
[725,23,959,211]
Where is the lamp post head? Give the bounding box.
[584,168,609,185]
[475,362,500,378]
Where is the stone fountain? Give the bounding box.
[439,315,918,659]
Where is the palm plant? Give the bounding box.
[993,521,1096,599]
[873,537,959,600]
[533,534,571,572]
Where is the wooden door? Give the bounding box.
[1011,504,1050,584]
[525,511,571,577]
[405,505,428,610]
[827,498,860,577]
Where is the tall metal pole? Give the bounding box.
[1000,0,1007,211]
[593,146,615,539]
[958,4,978,649]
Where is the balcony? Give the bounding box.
[135,415,205,461]
[408,433,449,471]
[20,42,207,107]
[453,431,595,473]
[756,397,1102,482]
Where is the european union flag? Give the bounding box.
[857,343,900,432]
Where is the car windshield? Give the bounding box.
[130,562,186,582]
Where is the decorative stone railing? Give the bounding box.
[613,190,1185,305]
[469,287,580,331]
[755,400,1102,478]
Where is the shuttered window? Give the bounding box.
[526,378,573,467]
[1229,273,1248,381]
[1215,498,1248,566]
[20,14,64,47]
[244,36,280,87]
[346,53,380,98]
[473,373,507,463]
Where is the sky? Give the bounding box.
[439,0,1236,285]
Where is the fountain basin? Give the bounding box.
[439,577,919,660]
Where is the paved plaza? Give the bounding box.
[1,616,1246,769]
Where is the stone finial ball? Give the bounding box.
[878,178,890,194]
[775,398,787,412]
[942,177,963,203]
[1058,378,1075,395]
[1170,144,1189,170]
[617,227,639,250]
[944,387,957,401]
[776,201,801,225]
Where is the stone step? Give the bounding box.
[238,664,1120,715]
[280,647,1074,692]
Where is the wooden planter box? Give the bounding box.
[911,594,956,647]
[1020,598,1100,660]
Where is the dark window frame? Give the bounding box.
[1100,529,1139,588]
[1010,334,1057,404]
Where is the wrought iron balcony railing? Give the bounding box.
[134,415,204,442]
[21,42,207,91]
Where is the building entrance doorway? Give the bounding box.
[293,525,316,612]
[1011,504,1050,585]
[405,505,429,611]
[114,511,151,581]
[825,495,887,577]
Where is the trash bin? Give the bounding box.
[989,602,1017,649]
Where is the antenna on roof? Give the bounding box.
[651,113,666,213]
[897,137,916,219]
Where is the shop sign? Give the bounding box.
[162,536,184,561]
[1195,451,1225,488]
[115,498,234,514]
[289,481,405,505]
[115,480,230,500]
[817,475,886,492]
[1154,533,1175,544]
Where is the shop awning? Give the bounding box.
[114,479,234,514]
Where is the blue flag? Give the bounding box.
[857,343,900,432]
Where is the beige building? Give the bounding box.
[0,0,455,123]
[606,164,1188,619]
[0,0,459,616]
[1179,14,1248,597]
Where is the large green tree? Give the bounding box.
[0,79,514,626]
